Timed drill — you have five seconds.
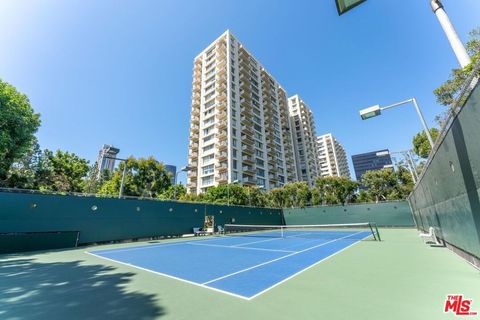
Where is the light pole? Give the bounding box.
[430,0,471,68]
[227,180,239,206]
[105,156,128,198]
[173,165,191,200]
[359,97,434,148]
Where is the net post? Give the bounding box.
[374,223,381,241]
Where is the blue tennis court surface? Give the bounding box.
[88,230,372,300]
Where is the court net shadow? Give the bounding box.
[0,257,165,320]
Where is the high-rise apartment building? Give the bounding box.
[317,133,350,178]
[96,144,120,177]
[289,95,320,187]
[187,31,297,194]
[352,149,393,184]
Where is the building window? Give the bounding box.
[202,175,214,186]
[203,164,214,175]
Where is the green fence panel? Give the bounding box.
[283,201,414,227]
[0,231,79,254]
[408,84,480,259]
[0,191,283,253]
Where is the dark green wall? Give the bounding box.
[283,201,414,227]
[409,84,480,259]
[0,192,282,247]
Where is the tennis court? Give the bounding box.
[88,224,378,299]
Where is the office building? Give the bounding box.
[351,149,393,183]
[96,144,120,177]
[317,133,350,178]
[187,31,297,194]
[165,165,177,184]
[289,95,320,187]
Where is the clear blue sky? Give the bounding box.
[1,0,479,182]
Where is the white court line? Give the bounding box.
[202,231,365,285]
[85,251,251,300]
[186,242,296,253]
[231,237,284,247]
[89,241,187,255]
[247,232,372,300]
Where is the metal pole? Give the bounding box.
[402,152,417,184]
[431,0,472,68]
[406,151,419,180]
[411,98,434,148]
[119,160,127,198]
[173,171,180,200]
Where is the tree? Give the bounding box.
[314,176,359,205]
[98,157,171,198]
[412,128,440,158]
[0,79,41,183]
[4,139,42,189]
[267,188,288,208]
[362,168,399,202]
[434,28,480,110]
[202,184,248,205]
[36,149,90,192]
[246,186,268,207]
[281,182,311,208]
[159,184,186,200]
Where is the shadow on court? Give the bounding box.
[0,257,165,319]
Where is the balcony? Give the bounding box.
[190,133,199,142]
[216,152,228,161]
[216,162,228,172]
[190,142,198,151]
[241,144,254,155]
[242,154,254,164]
[241,116,252,126]
[241,135,254,146]
[241,126,253,137]
[216,93,227,103]
[215,174,228,183]
[216,141,228,150]
[216,120,227,130]
[190,124,199,131]
[242,176,256,185]
[242,166,255,175]
[189,151,198,158]
[191,116,199,125]
[216,111,227,120]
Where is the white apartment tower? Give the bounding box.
[96,144,120,178]
[317,133,351,178]
[187,31,297,194]
[289,95,320,187]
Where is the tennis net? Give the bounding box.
[223,223,381,241]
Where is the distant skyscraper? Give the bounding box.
[289,95,320,187]
[317,133,350,179]
[351,149,393,183]
[96,144,120,177]
[165,165,177,184]
[187,31,297,194]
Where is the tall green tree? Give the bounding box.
[202,183,248,205]
[159,184,187,200]
[282,182,311,208]
[4,139,42,189]
[434,28,480,108]
[268,188,288,208]
[314,176,359,205]
[36,149,90,192]
[412,128,440,158]
[361,167,413,202]
[98,157,171,198]
[0,79,41,183]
